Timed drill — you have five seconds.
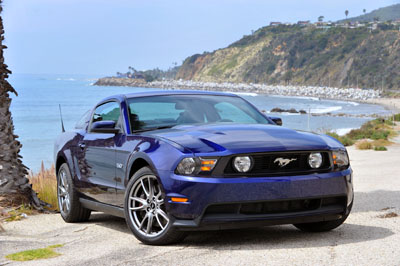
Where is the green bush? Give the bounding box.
[374,146,387,151]
[389,113,400,122]
[371,130,390,140]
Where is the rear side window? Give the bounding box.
[92,101,121,123]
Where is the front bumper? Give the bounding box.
[158,168,353,230]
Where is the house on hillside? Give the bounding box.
[297,20,310,26]
[392,19,400,25]
[132,73,145,80]
[270,22,282,26]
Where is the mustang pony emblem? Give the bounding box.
[274,157,297,167]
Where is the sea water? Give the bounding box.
[8,73,390,172]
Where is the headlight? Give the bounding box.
[233,156,252,172]
[176,157,218,175]
[176,158,196,175]
[308,152,323,168]
[332,150,349,170]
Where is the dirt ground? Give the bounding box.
[1,144,400,265]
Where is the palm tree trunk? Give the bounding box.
[0,1,42,209]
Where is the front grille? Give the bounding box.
[204,196,346,216]
[223,151,331,176]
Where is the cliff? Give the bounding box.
[176,26,400,90]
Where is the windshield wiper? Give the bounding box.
[132,125,177,133]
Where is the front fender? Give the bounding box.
[124,137,194,190]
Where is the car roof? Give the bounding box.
[100,90,238,103]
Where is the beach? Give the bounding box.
[366,98,400,113]
[95,78,382,101]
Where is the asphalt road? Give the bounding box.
[1,145,399,266]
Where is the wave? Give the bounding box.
[228,91,258,97]
[56,78,76,81]
[335,128,355,136]
[348,101,360,106]
[311,106,342,114]
[291,96,320,101]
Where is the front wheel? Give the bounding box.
[57,163,91,222]
[124,167,187,245]
[293,203,352,232]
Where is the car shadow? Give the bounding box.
[181,223,393,250]
[86,189,398,249]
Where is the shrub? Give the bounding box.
[339,136,355,146]
[325,132,354,146]
[371,139,392,147]
[371,130,390,140]
[356,141,372,150]
[389,113,400,122]
[374,146,387,151]
[347,118,392,140]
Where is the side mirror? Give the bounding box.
[269,116,283,126]
[90,120,120,134]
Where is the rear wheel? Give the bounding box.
[124,167,187,245]
[57,163,91,222]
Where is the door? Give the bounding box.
[78,101,121,205]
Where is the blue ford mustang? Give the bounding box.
[54,90,353,245]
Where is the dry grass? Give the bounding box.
[371,139,393,147]
[378,212,399,218]
[29,163,58,211]
[356,140,373,150]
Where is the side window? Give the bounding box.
[214,102,257,123]
[92,101,121,124]
[75,110,91,129]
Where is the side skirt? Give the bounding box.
[80,198,125,218]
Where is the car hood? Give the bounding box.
[150,124,342,154]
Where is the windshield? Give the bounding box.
[127,95,271,132]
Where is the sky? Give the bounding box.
[2,0,398,76]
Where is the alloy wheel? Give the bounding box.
[58,168,70,215]
[128,175,169,237]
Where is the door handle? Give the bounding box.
[78,142,86,149]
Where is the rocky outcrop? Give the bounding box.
[93,78,381,100]
[94,77,146,87]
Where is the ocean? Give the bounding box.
[8,73,390,172]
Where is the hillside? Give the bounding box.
[176,25,400,90]
[337,4,400,23]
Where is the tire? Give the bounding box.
[57,163,91,223]
[293,202,352,232]
[124,166,187,245]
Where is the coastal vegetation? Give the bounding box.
[29,164,58,211]
[176,25,400,90]
[327,116,399,150]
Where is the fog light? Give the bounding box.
[233,156,252,172]
[308,153,322,168]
